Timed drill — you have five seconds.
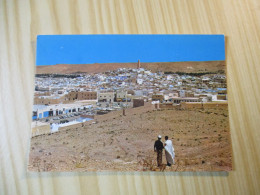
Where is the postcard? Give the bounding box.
[28,35,232,172]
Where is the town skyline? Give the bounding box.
[32,61,227,130]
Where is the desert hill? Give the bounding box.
[28,103,232,172]
[36,61,226,74]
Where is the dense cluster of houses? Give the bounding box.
[33,66,227,120]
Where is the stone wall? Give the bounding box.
[133,99,144,107]
[180,102,228,109]
[159,103,176,109]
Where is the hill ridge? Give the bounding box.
[36,61,226,74]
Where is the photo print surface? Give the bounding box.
[28,35,232,172]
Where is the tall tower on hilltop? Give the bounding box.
[137,60,141,69]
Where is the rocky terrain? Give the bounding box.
[28,103,232,172]
[36,61,225,74]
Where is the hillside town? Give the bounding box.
[29,61,231,172]
[32,61,227,136]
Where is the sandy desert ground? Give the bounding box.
[28,103,232,172]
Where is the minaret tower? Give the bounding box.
[138,60,141,69]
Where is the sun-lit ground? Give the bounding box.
[28,103,232,172]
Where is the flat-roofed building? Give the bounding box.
[217,95,227,100]
[98,92,114,103]
[115,90,127,102]
[133,99,144,108]
[78,91,97,100]
[34,96,65,105]
[152,94,164,102]
[171,97,202,104]
[65,91,78,101]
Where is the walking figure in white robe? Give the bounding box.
[164,136,175,166]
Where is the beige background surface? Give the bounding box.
[0,0,260,194]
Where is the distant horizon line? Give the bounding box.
[37,60,225,66]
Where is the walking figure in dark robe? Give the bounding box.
[154,135,164,167]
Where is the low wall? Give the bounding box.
[159,103,177,109]
[217,95,227,100]
[80,114,95,119]
[180,102,228,109]
[31,124,50,137]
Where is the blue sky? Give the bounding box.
[36,35,225,66]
